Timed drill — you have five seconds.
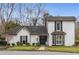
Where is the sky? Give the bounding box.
[45,3,79,17]
[2,3,79,20]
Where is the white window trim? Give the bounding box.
[56,21,61,31]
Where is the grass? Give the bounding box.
[6,45,79,53]
[7,46,39,51]
[46,46,79,53]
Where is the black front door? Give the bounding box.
[39,36,47,45]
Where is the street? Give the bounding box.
[0,51,79,55]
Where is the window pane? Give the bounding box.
[20,36,27,44]
[57,23,60,30]
[52,35,64,45]
[56,35,63,45]
[56,22,62,31]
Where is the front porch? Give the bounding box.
[19,35,48,46]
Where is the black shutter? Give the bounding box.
[20,36,22,43]
[55,35,56,45]
[53,35,55,45]
[61,21,62,31]
[55,21,56,31]
[26,36,27,44]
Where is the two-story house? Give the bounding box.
[6,16,76,46]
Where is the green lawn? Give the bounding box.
[46,46,79,53]
[7,45,79,53]
[7,46,39,51]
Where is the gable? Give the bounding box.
[17,28,30,36]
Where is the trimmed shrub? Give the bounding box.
[32,43,35,46]
[26,43,30,46]
[20,43,23,46]
[16,42,23,46]
[7,43,10,46]
[0,40,7,46]
[75,42,79,46]
[12,43,15,47]
[16,42,20,46]
[36,43,40,46]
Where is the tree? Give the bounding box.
[0,3,47,30]
[31,4,45,26]
[0,3,15,40]
[42,12,50,26]
[0,3,15,33]
[0,20,20,40]
[5,20,20,31]
[0,4,5,33]
[22,4,46,26]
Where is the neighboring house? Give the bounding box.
[75,21,79,39]
[6,16,76,46]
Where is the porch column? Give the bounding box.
[48,34,52,46]
[30,35,32,45]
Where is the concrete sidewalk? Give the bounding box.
[0,51,79,55]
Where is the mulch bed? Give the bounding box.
[0,46,9,50]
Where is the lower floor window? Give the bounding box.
[20,36,27,44]
[52,35,64,45]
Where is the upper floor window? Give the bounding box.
[55,21,62,31]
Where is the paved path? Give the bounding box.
[38,46,45,50]
[0,51,79,55]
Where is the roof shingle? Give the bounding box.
[51,31,66,35]
[6,26,48,35]
[47,16,76,21]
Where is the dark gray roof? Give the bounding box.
[6,26,48,35]
[51,31,66,35]
[46,16,76,21]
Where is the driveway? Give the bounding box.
[0,51,79,55]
